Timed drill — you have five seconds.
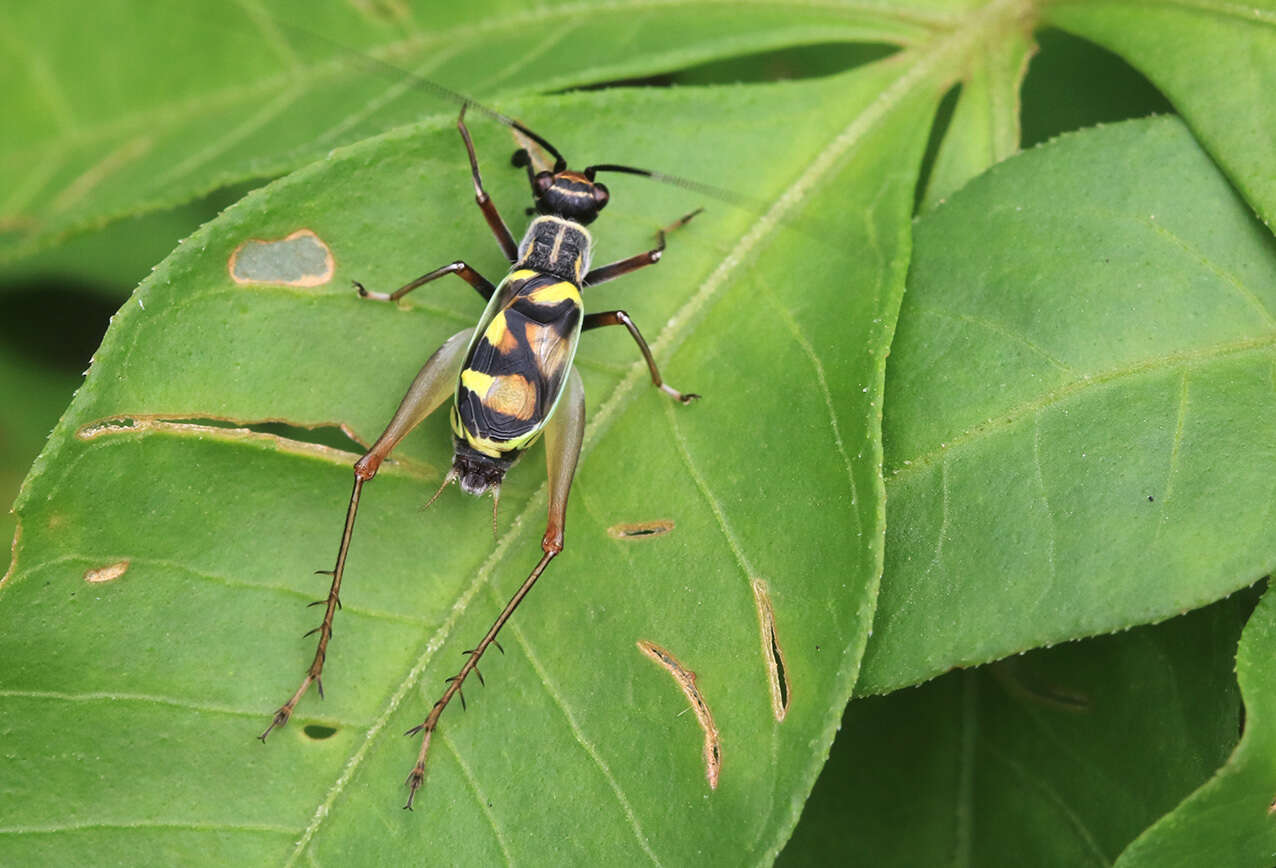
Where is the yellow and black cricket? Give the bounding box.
[258,100,701,809]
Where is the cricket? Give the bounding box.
[254,86,705,808]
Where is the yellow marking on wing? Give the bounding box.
[525,280,581,306]
[483,311,520,354]
[460,369,495,396]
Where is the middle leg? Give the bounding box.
[583,310,699,403]
[354,260,495,303]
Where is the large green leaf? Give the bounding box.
[859,115,1276,695]
[0,59,939,863]
[1043,0,1276,227]
[6,0,1276,863]
[779,594,1249,865]
[0,0,930,264]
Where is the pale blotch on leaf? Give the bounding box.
[606,519,674,540]
[752,578,791,721]
[228,229,334,287]
[84,560,129,584]
[637,639,721,789]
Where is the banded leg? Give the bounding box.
[403,369,586,809]
[582,208,702,287]
[259,327,475,741]
[354,260,495,303]
[459,104,519,263]
[583,310,699,403]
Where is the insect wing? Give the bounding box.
[454,270,584,454]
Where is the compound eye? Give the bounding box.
[593,183,610,210]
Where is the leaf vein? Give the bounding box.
[889,334,1276,479]
[441,732,515,865]
[0,688,367,727]
[981,741,1112,866]
[0,820,298,837]
[497,590,664,865]
[1031,412,1058,593]
[154,82,309,187]
[764,286,862,519]
[910,304,1077,374]
[1128,213,1276,326]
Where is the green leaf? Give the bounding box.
[1043,0,1276,227]
[780,595,1249,865]
[7,1,1276,863]
[919,25,1034,211]
[0,58,938,862]
[861,115,1276,695]
[0,0,930,264]
[1116,583,1276,865]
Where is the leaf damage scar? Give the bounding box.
[752,578,790,720]
[606,518,674,540]
[74,416,425,474]
[228,228,334,287]
[636,639,721,789]
[84,560,129,583]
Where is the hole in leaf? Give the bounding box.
[303,724,338,740]
[607,519,674,540]
[753,579,791,720]
[84,560,129,584]
[637,639,721,790]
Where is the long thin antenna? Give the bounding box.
[198,3,762,214]
[231,6,568,166]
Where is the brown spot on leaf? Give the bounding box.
[607,519,674,540]
[84,560,129,583]
[228,229,334,287]
[637,639,721,789]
